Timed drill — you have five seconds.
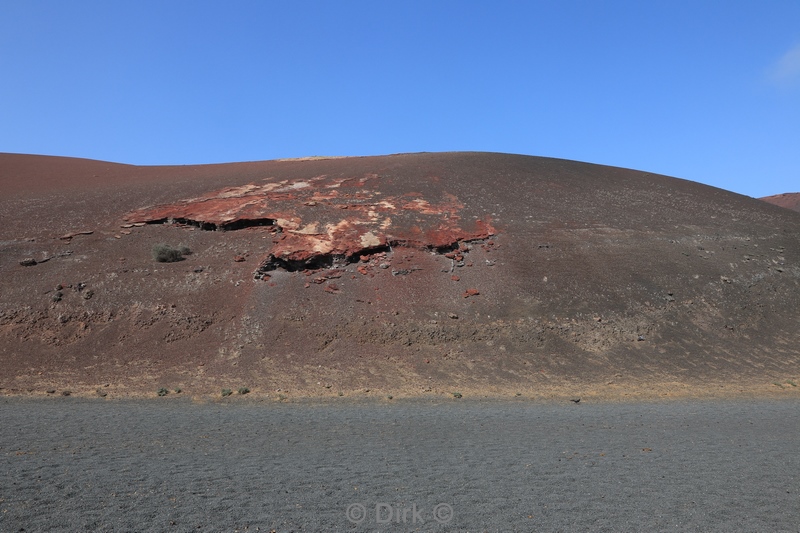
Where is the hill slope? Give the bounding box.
[761,192,800,213]
[1,152,798,399]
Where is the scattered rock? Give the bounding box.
[61,390,71,396]
[463,288,480,298]
[19,258,37,267]
[448,312,459,319]
[59,230,93,240]
[234,255,246,262]
[451,275,460,281]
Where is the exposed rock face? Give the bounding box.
[124,173,495,275]
[1,151,799,398]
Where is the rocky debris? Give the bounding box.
[234,255,246,262]
[19,257,37,266]
[463,288,480,298]
[391,267,420,276]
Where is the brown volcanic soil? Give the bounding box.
[761,192,800,213]
[1,152,799,400]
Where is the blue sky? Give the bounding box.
[1,1,799,197]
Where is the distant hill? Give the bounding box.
[761,192,800,213]
[1,152,798,400]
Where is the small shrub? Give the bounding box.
[452,392,463,398]
[174,388,182,394]
[157,388,169,397]
[238,387,250,395]
[152,244,189,263]
[221,388,233,397]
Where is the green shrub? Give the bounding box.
[221,388,233,397]
[157,388,169,397]
[152,244,190,263]
[238,387,250,395]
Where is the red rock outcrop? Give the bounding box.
[124,173,496,275]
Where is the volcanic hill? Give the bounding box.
[761,192,800,213]
[1,152,798,400]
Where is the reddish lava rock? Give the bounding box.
[122,173,496,277]
[463,288,480,298]
[761,192,800,213]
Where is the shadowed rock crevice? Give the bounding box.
[146,217,276,231]
[253,238,486,277]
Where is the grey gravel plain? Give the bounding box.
[1,397,799,532]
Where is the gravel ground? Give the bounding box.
[1,397,798,532]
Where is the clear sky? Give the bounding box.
[1,1,799,198]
